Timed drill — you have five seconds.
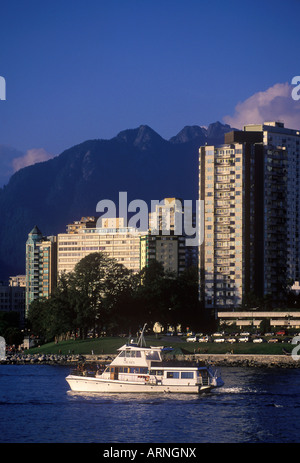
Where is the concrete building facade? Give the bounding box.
[0,280,25,327]
[140,198,197,274]
[199,121,300,310]
[218,311,300,330]
[57,218,141,274]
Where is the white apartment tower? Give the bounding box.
[199,122,300,310]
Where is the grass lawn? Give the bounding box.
[28,337,127,355]
[27,336,294,356]
[194,341,293,355]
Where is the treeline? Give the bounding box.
[0,312,24,346]
[28,252,207,341]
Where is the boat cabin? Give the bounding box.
[99,343,209,386]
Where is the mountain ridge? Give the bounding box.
[0,121,235,279]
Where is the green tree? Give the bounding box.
[28,272,78,341]
[260,318,271,334]
[28,253,208,342]
[27,298,48,339]
[171,266,201,331]
[134,260,170,328]
[28,252,137,340]
[134,261,201,332]
[65,252,136,338]
[0,312,23,346]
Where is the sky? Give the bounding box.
[0,0,300,172]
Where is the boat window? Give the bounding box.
[129,368,139,373]
[166,371,180,379]
[150,370,163,376]
[124,350,141,358]
[118,351,125,357]
[145,351,160,360]
[181,372,194,379]
[119,367,129,373]
[119,367,148,374]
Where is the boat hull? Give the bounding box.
[66,375,212,394]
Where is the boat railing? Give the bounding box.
[201,376,209,386]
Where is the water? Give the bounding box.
[0,364,300,443]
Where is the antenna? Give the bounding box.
[137,323,147,347]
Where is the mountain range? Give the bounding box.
[0,121,234,280]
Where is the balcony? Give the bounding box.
[215,208,230,216]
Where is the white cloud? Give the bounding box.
[12,148,54,172]
[223,82,300,130]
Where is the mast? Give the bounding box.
[137,323,147,347]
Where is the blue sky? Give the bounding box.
[0,0,300,161]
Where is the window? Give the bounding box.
[167,372,180,379]
[124,350,142,358]
[150,370,163,376]
[181,372,194,379]
[145,351,160,360]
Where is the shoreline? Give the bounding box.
[1,352,299,368]
[193,353,299,368]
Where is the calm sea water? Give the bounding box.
[0,364,300,444]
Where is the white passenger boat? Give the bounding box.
[66,326,224,394]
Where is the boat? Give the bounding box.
[66,325,224,393]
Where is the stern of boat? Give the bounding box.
[208,367,224,388]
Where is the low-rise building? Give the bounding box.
[218,311,300,330]
[0,280,25,327]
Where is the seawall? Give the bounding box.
[1,352,300,368]
[191,353,299,368]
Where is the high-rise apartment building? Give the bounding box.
[199,134,261,309]
[140,234,186,274]
[140,198,197,274]
[57,217,141,274]
[244,122,300,285]
[25,226,57,314]
[199,121,300,310]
